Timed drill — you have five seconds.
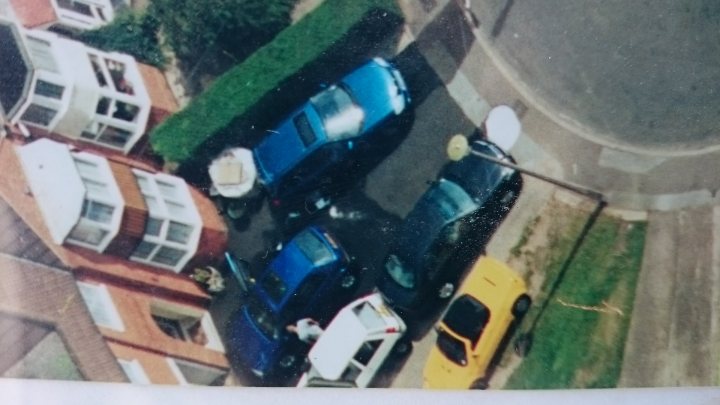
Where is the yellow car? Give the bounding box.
[422,256,530,389]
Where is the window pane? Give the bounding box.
[73,158,100,178]
[113,101,140,122]
[118,359,150,385]
[96,97,111,115]
[167,221,192,244]
[57,0,93,16]
[89,54,108,87]
[68,223,108,246]
[82,179,108,198]
[76,282,124,331]
[81,200,114,224]
[21,104,57,126]
[98,125,132,148]
[145,217,163,237]
[81,122,103,140]
[157,181,180,199]
[35,80,64,99]
[165,201,187,217]
[132,241,156,259]
[26,36,59,73]
[105,59,134,95]
[152,246,185,266]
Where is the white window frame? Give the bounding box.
[64,152,123,252]
[52,0,114,30]
[118,359,150,384]
[130,170,201,272]
[150,300,224,353]
[166,358,226,386]
[81,51,149,152]
[76,281,125,332]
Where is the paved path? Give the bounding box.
[620,207,720,387]
[398,0,720,389]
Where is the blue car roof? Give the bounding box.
[253,58,403,190]
[340,59,399,130]
[254,226,343,311]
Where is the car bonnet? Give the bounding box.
[341,60,401,131]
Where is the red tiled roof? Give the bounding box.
[0,253,127,382]
[9,0,57,29]
[0,138,212,305]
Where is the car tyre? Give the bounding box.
[470,378,489,390]
[278,354,296,369]
[391,337,412,357]
[514,333,533,357]
[512,294,531,317]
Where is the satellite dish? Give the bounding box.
[485,105,521,152]
[447,134,470,161]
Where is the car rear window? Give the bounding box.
[294,112,317,147]
[443,294,490,344]
[296,229,334,266]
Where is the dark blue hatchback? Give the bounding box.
[378,139,523,320]
[227,226,360,381]
[253,57,410,203]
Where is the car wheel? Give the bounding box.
[512,294,531,317]
[470,378,489,390]
[340,274,357,289]
[438,282,455,299]
[392,337,412,357]
[514,333,533,357]
[278,354,296,369]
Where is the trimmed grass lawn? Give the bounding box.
[505,209,647,389]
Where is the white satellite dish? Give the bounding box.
[485,105,521,152]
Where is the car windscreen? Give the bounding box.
[310,84,364,141]
[294,112,317,147]
[246,297,281,341]
[440,141,516,206]
[443,295,490,343]
[296,229,334,266]
[260,270,287,303]
[425,179,478,222]
[385,253,415,289]
[436,328,468,366]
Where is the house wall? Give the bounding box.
[107,342,181,385]
[80,278,229,372]
[105,160,147,257]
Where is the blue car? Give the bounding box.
[227,226,361,381]
[253,57,410,203]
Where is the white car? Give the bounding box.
[297,293,409,388]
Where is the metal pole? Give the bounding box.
[466,149,607,354]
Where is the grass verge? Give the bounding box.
[505,208,647,389]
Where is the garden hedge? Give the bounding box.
[149,0,402,166]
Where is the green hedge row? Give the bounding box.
[150,0,402,165]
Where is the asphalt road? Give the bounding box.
[470,0,720,151]
[210,42,478,387]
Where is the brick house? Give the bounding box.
[0,135,231,385]
[0,18,176,156]
[9,0,130,33]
